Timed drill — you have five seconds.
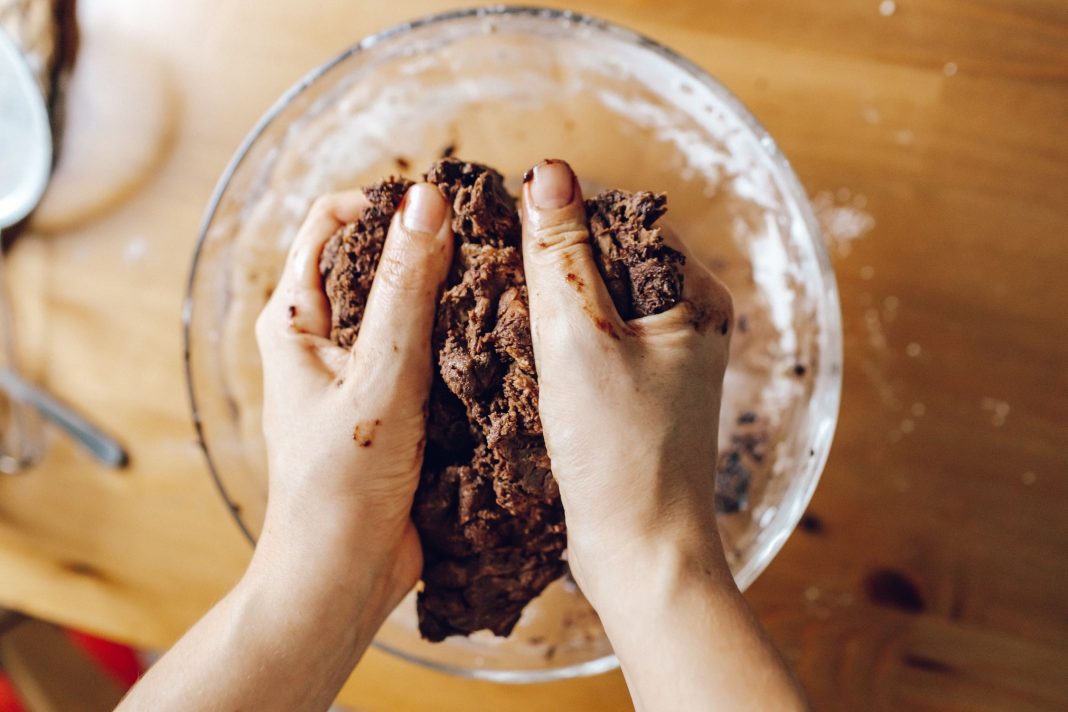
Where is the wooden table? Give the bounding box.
[2,0,1066,709]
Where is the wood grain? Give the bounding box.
[0,0,1065,709]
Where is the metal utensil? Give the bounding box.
[0,369,127,467]
[0,27,128,470]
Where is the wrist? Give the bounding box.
[250,496,417,627]
[568,516,735,619]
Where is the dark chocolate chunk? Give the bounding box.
[715,412,767,513]
[586,190,685,319]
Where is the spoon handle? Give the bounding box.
[0,369,128,469]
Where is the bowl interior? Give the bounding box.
[186,7,841,683]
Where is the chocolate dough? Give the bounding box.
[320,158,686,641]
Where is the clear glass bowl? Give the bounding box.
[184,6,842,683]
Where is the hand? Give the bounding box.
[519,160,735,602]
[119,184,457,712]
[254,183,453,614]
[520,161,806,711]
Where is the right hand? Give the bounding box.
[519,159,736,605]
[253,184,453,618]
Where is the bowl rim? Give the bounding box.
[183,3,843,684]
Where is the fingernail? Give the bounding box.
[402,183,447,235]
[527,159,575,209]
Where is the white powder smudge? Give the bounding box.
[980,397,1010,427]
[879,0,897,17]
[1021,471,1037,486]
[862,106,882,125]
[811,190,876,257]
[895,129,915,146]
[943,62,958,77]
[861,358,900,409]
[883,295,900,323]
[906,342,922,357]
[864,308,888,351]
[911,402,926,417]
[123,237,148,264]
[860,265,875,280]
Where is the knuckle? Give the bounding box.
[375,243,436,293]
[530,223,590,254]
[530,238,592,276]
[308,194,336,217]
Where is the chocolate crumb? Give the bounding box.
[799,512,824,534]
[737,314,750,333]
[394,156,411,170]
[793,363,807,377]
[441,143,456,158]
[287,305,297,319]
[352,421,378,448]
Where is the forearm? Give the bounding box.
[119,504,399,712]
[580,531,807,712]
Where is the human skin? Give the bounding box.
[118,183,453,711]
[118,164,806,711]
[521,159,807,712]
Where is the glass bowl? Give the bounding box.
[184,6,842,683]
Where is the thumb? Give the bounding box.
[520,160,625,343]
[349,183,453,413]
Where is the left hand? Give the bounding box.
[254,183,454,613]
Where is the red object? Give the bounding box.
[65,630,143,688]
[0,627,141,707]
[0,673,26,712]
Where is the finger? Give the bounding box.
[350,183,453,407]
[520,159,625,342]
[273,190,370,338]
[255,313,349,387]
